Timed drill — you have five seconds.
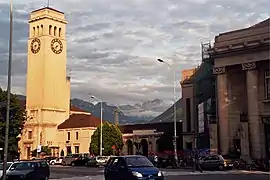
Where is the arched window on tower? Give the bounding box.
[49,25,52,35]
[33,27,35,36]
[41,25,43,35]
[37,26,40,36]
[59,28,62,37]
[54,26,57,36]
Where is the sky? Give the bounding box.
[0,0,269,107]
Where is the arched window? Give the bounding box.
[59,28,62,37]
[49,25,52,35]
[41,25,43,35]
[33,27,35,36]
[54,26,57,36]
[37,26,39,36]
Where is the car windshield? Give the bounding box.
[126,157,154,167]
[10,162,35,170]
[0,163,12,170]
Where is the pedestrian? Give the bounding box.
[192,149,203,173]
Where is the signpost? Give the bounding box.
[37,145,42,158]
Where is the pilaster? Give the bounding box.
[242,62,261,158]
[213,66,229,155]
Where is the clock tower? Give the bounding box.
[19,7,70,159]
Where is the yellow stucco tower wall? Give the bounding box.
[19,7,70,159]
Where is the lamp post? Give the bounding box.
[2,1,13,180]
[157,58,178,163]
[90,95,103,156]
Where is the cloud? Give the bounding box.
[0,0,269,113]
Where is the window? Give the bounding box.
[33,27,35,36]
[67,132,70,140]
[265,71,270,99]
[49,25,52,35]
[75,146,79,154]
[59,28,62,37]
[126,157,153,167]
[41,25,43,35]
[186,98,191,132]
[37,26,39,35]
[76,132,79,140]
[28,131,32,139]
[54,26,57,36]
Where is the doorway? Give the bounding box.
[66,146,72,155]
[141,139,148,157]
[26,147,31,160]
[265,123,270,159]
[186,142,193,150]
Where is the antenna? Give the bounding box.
[47,0,50,7]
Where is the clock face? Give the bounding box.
[30,38,41,54]
[51,38,63,54]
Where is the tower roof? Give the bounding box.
[31,7,64,14]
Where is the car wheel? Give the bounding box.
[62,161,66,166]
[44,176,49,180]
[85,162,88,166]
[71,162,75,166]
[218,165,224,171]
[51,162,55,165]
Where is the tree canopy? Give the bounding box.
[31,146,51,157]
[90,122,123,156]
[0,87,26,158]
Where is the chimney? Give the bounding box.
[114,109,119,125]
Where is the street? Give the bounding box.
[50,166,270,180]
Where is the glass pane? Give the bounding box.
[267,79,270,98]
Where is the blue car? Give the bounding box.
[104,155,164,180]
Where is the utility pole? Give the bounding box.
[2,1,13,180]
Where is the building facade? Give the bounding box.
[180,42,216,151]
[120,122,183,156]
[211,18,270,159]
[56,113,101,156]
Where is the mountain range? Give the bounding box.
[16,95,175,124]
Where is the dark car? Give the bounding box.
[85,157,98,167]
[4,160,50,180]
[200,154,233,171]
[104,155,164,180]
[71,156,90,166]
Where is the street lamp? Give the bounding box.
[157,58,178,163]
[2,1,13,180]
[89,95,103,156]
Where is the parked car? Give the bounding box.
[200,154,233,171]
[71,156,90,166]
[96,156,110,166]
[104,155,164,180]
[44,157,56,163]
[4,160,50,180]
[50,157,63,165]
[0,162,13,178]
[85,157,98,167]
[62,154,80,166]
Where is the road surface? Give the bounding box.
[50,165,269,180]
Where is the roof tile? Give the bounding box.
[58,114,103,129]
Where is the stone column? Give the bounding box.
[242,62,261,159]
[213,66,229,155]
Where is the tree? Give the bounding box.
[90,122,123,156]
[0,87,26,159]
[31,146,51,157]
